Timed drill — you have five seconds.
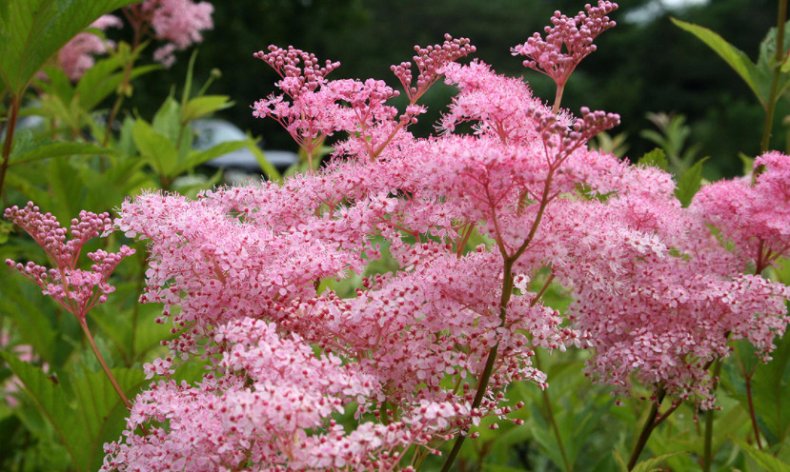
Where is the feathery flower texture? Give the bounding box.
[5,203,134,320]
[7,1,784,469]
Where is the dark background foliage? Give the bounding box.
[130,0,777,177]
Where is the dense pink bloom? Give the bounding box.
[692,151,790,272]
[102,318,463,471]
[511,1,618,88]
[126,0,214,67]
[102,5,787,469]
[4,202,134,320]
[57,15,121,81]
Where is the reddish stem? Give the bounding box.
[79,318,132,409]
[744,374,764,450]
[0,94,21,197]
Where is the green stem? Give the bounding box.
[627,388,666,470]
[760,0,788,152]
[102,25,143,148]
[534,350,572,472]
[79,318,132,409]
[745,374,764,450]
[440,258,514,472]
[0,94,21,197]
[703,360,722,471]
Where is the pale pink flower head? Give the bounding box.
[693,151,790,271]
[57,15,122,81]
[391,34,476,103]
[127,0,214,67]
[511,1,618,87]
[4,202,134,320]
[254,44,341,97]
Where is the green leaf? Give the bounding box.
[0,278,58,363]
[9,141,112,166]
[181,50,198,107]
[181,95,233,122]
[758,21,790,71]
[247,140,283,183]
[152,96,182,144]
[637,148,669,171]
[76,46,159,111]
[739,153,754,175]
[132,119,179,177]
[0,0,140,94]
[1,352,88,470]
[182,140,247,171]
[631,452,687,472]
[613,450,629,472]
[739,441,790,472]
[671,18,767,106]
[66,367,146,470]
[482,465,530,472]
[750,334,790,445]
[2,351,147,472]
[674,157,709,207]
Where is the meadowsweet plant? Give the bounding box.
[3,1,789,471]
[4,203,136,407]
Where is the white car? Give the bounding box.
[192,119,298,172]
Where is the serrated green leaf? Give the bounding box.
[758,21,790,71]
[1,352,88,470]
[739,441,790,472]
[181,95,233,122]
[675,157,709,207]
[2,351,146,472]
[67,367,146,470]
[9,141,111,166]
[637,148,668,171]
[672,18,768,106]
[0,0,140,94]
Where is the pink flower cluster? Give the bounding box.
[55,0,214,80]
[57,15,122,81]
[128,0,215,67]
[4,202,134,320]
[693,151,790,272]
[511,1,618,88]
[103,318,453,471]
[98,6,786,470]
[251,37,472,163]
